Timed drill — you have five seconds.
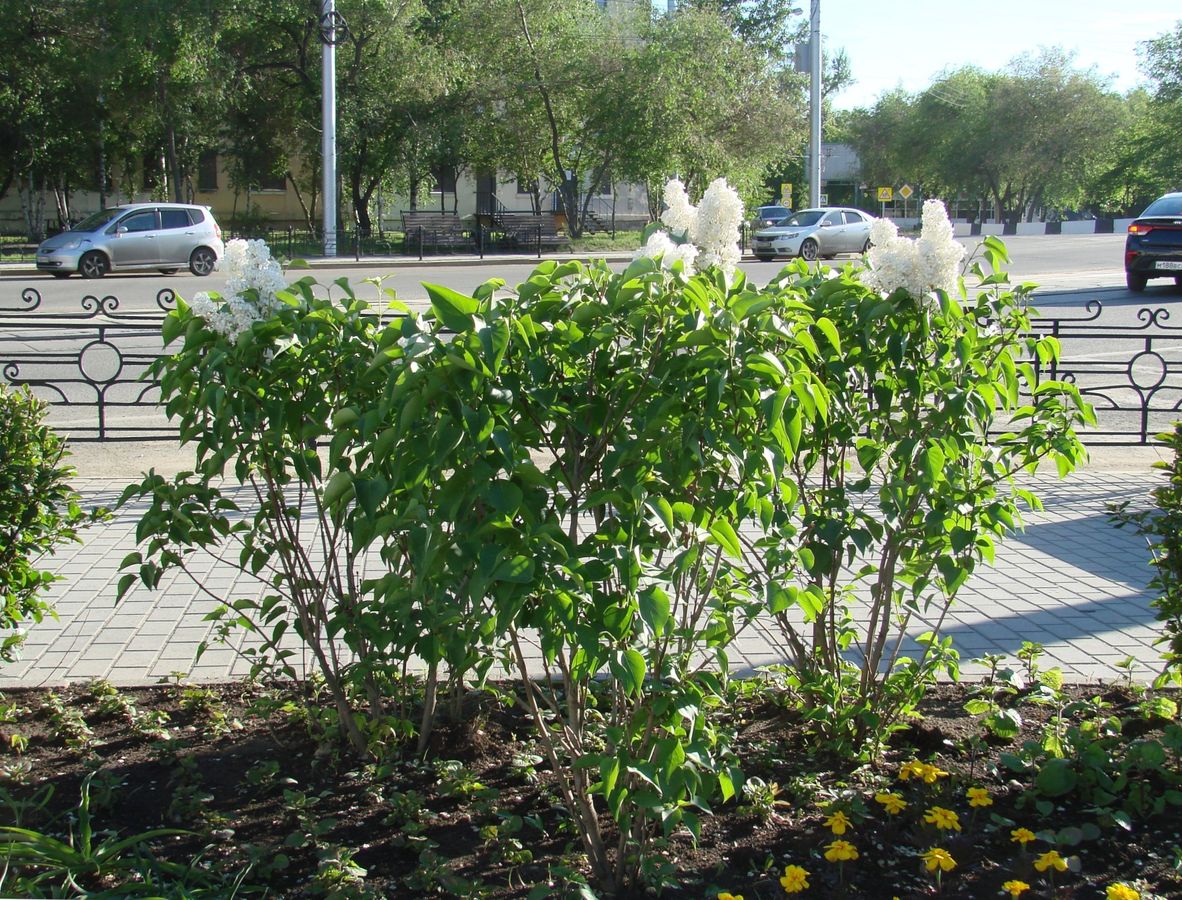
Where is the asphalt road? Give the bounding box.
[6,233,1181,315]
[3,232,1180,449]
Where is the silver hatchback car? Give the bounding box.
[36,202,225,278]
[751,207,874,262]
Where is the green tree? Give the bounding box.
[1097,19,1182,210]
[0,387,98,662]
[847,51,1123,224]
[630,6,803,201]
[0,1,98,237]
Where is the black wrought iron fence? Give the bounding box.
[0,287,177,440]
[1,292,1179,444]
[1026,300,1182,444]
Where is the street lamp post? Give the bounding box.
[808,0,822,209]
[320,0,345,257]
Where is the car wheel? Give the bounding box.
[189,247,216,276]
[158,268,179,275]
[50,271,71,279]
[79,251,109,279]
[755,254,774,262]
[861,239,872,254]
[1126,271,1148,293]
[799,238,818,262]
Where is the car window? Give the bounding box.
[113,210,158,234]
[843,211,865,224]
[784,211,824,227]
[822,212,842,226]
[161,209,192,229]
[71,208,123,233]
[1142,196,1182,217]
[188,208,206,225]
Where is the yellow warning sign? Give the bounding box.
[876,186,893,202]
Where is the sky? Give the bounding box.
[826,1,1181,110]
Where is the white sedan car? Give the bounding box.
[751,207,874,262]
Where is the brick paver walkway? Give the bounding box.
[0,469,1167,689]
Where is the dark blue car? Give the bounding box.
[752,205,793,229]
[1125,192,1182,292]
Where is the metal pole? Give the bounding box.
[321,0,338,257]
[808,0,822,208]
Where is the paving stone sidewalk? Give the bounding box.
[0,467,1169,689]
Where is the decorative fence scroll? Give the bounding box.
[0,287,177,440]
[1027,300,1182,444]
[1,289,1180,444]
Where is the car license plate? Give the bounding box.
[1157,261,1182,271]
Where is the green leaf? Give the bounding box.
[963,698,993,716]
[796,585,824,621]
[493,555,535,584]
[639,586,671,634]
[423,283,479,332]
[1035,758,1078,797]
[709,519,742,558]
[814,316,841,354]
[613,649,646,697]
[646,497,675,534]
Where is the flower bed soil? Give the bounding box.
[0,680,1178,898]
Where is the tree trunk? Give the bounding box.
[19,171,47,242]
[287,171,316,233]
[167,124,182,203]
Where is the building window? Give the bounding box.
[257,172,286,192]
[516,177,537,195]
[198,151,218,192]
[431,168,457,194]
[255,168,286,193]
[595,169,612,196]
[142,152,163,191]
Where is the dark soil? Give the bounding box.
[1,679,1179,898]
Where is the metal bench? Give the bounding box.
[499,213,570,254]
[401,212,476,256]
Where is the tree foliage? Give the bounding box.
[848,51,1124,223]
[0,386,100,662]
[0,0,809,238]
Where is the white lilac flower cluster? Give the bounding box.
[635,177,744,276]
[861,199,966,299]
[189,239,287,340]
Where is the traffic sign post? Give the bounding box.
[877,186,892,218]
[899,184,913,219]
[780,183,792,208]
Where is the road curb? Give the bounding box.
[0,251,643,279]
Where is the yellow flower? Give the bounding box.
[922,806,962,831]
[899,759,927,781]
[1034,850,1068,873]
[1106,885,1141,900]
[718,894,744,900]
[921,847,956,873]
[921,762,949,783]
[824,810,852,835]
[966,786,993,807]
[824,839,859,863]
[898,759,949,783]
[1010,827,1036,846]
[779,865,809,894]
[1002,880,1030,898]
[875,792,907,814]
